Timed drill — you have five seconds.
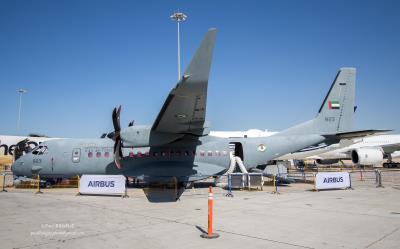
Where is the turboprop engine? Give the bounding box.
[351,148,384,166]
[108,106,184,168]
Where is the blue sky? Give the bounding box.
[0,0,399,138]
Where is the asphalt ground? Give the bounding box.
[1,179,400,249]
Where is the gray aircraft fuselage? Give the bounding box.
[12,134,324,182]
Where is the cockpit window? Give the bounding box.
[32,146,48,155]
[31,145,40,153]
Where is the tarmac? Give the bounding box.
[1,181,400,249]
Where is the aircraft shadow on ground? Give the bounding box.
[142,187,186,202]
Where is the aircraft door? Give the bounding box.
[229,142,244,161]
[72,148,81,163]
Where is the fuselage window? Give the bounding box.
[104,152,110,158]
[129,152,134,158]
[96,152,101,158]
[144,152,150,157]
[222,151,228,156]
[192,151,197,156]
[200,151,205,156]
[215,151,221,156]
[161,152,166,157]
[88,152,93,158]
[207,151,212,156]
[184,151,189,156]
[137,152,142,158]
[153,152,158,157]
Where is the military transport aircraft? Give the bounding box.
[12,28,387,200]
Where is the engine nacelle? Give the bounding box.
[120,126,182,148]
[316,159,340,165]
[351,148,384,165]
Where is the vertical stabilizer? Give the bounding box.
[315,67,356,133]
[280,68,356,135]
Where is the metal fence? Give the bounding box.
[348,170,377,188]
[378,169,400,187]
[287,168,400,188]
[4,169,400,194]
[13,175,79,189]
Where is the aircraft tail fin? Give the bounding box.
[314,67,356,133]
[280,68,356,135]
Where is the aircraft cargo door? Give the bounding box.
[72,148,81,163]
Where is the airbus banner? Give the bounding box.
[79,175,126,195]
[315,172,351,190]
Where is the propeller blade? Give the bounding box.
[116,105,121,117]
[114,139,122,169]
[111,105,124,169]
[118,143,123,158]
[112,106,121,132]
[113,137,118,153]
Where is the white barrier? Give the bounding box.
[79,175,126,196]
[314,172,351,190]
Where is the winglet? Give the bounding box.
[181,28,217,84]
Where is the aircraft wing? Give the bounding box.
[151,29,217,136]
[381,143,400,154]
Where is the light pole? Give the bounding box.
[170,12,187,80]
[16,89,27,134]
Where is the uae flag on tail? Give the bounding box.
[328,101,340,109]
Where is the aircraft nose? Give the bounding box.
[11,157,27,176]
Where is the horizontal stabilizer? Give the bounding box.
[323,129,392,140]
